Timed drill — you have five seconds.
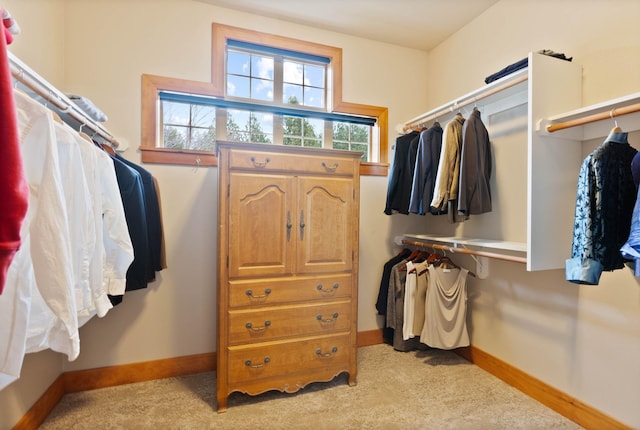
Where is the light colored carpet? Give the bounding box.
[39,344,583,429]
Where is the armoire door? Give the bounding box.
[228,172,295,278]
[296,176,354,274]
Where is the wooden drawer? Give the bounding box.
[228,149,355,176]
[228,300,351,345]
[229,274,352,308]
[228,333,351,386]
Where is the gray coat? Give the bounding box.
[457,108,492,217]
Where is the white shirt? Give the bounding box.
[0,91,76,389]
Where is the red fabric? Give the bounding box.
[0,14,28,294]
[4,27,13,45]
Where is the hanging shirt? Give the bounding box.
[0,91,76,389]
[114,153,164,276]
[409,124,445,215]
[411,261,429,337]
[25,121,95,357]
[620,184,640,276]
[402,261,417,341]
[386,259,422,352]
[108,156,149,306]
[566,131,637,285]
[421,264,470,350]
[384,131,420,215]
[98,149,135,300]
[431,113,465,219]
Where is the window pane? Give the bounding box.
[227,75,250,98]
[228,50,250,76]
[333,141,348,151]
[350,124,370,142]
[191,127,216,151]
[283,60,303,85]
[333,122,350,140]
[251,78,274,102]
[304,118,323,139]
[352,143,368,161]
[330,121,370,160]
[227,109,250,142]
[284,136,302,146]
[252,55,274,80]
[191,105,216,127]
[304,64,325,88]
[249,112,273,143]
[227,109,273,144]
[283,116,302,137]
[162,101,190,126]
[304,139,322,148]
[283,83,303,105]
[163,125,188,149]
[304,87,324,108]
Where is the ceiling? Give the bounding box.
[196,0,500,52]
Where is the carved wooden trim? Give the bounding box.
[140,25,389,172]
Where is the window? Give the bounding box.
[141,23,389,176]
[161,101,216,151]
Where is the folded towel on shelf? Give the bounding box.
[66,93,108,122]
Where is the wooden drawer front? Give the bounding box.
[228,300,351,345]
[229,149,354,176]
[229,274,352,308]
[228,333,351,385]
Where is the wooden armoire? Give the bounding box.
[216,141,360,412]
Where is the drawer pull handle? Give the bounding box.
[245,357,270,368]
[316,347,338,358]
[250,156,270,168]
[316,312,339,323]
[322,161,339,172]
[246,288,271,299]
[245,320,271,331]
[316,283,339,293]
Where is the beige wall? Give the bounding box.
[1,0,639,429]
[0,1,429,428]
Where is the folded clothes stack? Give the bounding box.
[484,49,573,84]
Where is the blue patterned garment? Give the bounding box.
[565,131,637,285]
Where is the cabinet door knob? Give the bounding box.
[299,210,305,239]
[286,211,292,241]
[246,288,272,299]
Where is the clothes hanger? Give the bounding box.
[431,249,477,277]
[610,110,622,133]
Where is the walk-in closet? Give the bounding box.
[1,1,639,429]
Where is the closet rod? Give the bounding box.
[401,239,527,264]
[403,72,528,131]
[8,52,119,147]
[546,102,640,133]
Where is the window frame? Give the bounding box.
[140,23,389,176]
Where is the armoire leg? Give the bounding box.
[216,395,228,413]
[348,373,357,387]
